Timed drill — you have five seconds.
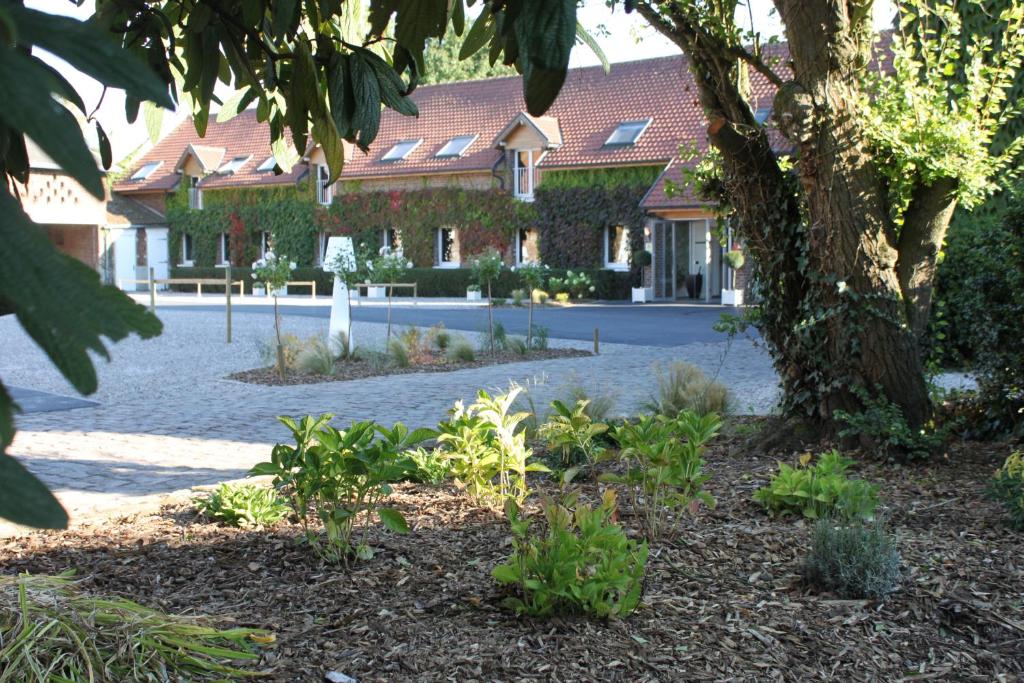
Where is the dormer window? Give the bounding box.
[381,138,422,162]
[130,161,162,181]
[435,135,477,158]
[187,176,203,210]
[316,164,333,205]
[218,155,251,174]
[604,119,652,146]
[513,150,537,201]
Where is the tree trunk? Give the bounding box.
[273,294,285,379]
[386,286,392,342]
[487,280,494,353]
[527,297,534,348]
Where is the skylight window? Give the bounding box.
[435,135,477,158]
[381,139,422,162]
[130,161,162,181]
[256,156,277,172]
[604,119,652,146]
[218,155,251,174]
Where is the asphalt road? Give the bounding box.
[168,302,739,347]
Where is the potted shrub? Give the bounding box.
[466,283,482,301]
[631,249,653,304]
[722,249,745,306]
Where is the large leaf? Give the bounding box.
[378,508,410,534]
[516,0,576,116]
[0,47,104,198]
[0,451,68,529]
[12,6,173,110]
[0,188,162,398]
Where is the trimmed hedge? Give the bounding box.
[168,266,632,300]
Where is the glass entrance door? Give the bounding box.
[652,221,675,300]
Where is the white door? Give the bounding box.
[110,228,137,291]
[146,227,169,290]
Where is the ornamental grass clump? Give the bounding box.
[647,361,731,418]
[295,334,336,375]
[447,338,476,362]
[754,450,879,521]
[988,451,1024,530]
[802,520,901,600]
[492,490,647,618]
[0,572,269,682]
[194,483,290,528]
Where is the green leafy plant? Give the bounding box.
[554,292,571,304]
[988,451,1024,530]
[194,483,290,528]
[724,249,745,270]
[753,451,880,521]
[560,378,616,421]
[510,288,527,306]
[548,270,596,300]
[604,412,719,540]
[530,325,550,351]
[802,520,901,600]
[405,447,451,486]
[429,323,451,351]
[436,387,548,507]
[834,384,947,460]
[492,490,647,618]
[539,399,609,474]
[646,361,731,418]
[533,290,550,305]
[250,415,431,562]
[470,248,504,352]
[0,572,268,681]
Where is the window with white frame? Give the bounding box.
[380,228,400,251]
[260,231,271,257]
[513,150,535,200]
[130,161,162,181]
[256,156,277,172]
[604,225,630,270]
[187,175,203,210]
[381,138,422,162]
[435,228,460,268]
[218,232,231,265]
[435,134,477,158]
[180,233,194,265]
[515,228,538,265]
[316,164,333,205]
[604,119,652,146]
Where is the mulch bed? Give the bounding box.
[228,348,591,386]
[2,424,1022,681]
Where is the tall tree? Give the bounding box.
[422,35,516,84]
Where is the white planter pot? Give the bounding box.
[631,287,653,304]
[466,290,482,301]
[252,286,266,297]
[722,289,744,306]
[367,286,387,298]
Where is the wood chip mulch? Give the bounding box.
[2,426,1022,681]
[228,348,592,386]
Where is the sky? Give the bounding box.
[30,0,897,163]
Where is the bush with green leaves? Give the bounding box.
[753,451,880,521]
[0,572,269,681]
[436,387,548,507]
[604,411,719,540]
[404,447,451,486]
[194,483,290,528]
[834,384,947,460]
[250,415,433,562]
[548,270,596,299]
[447,339,476,363]
[539,399,609,473]
[530,325,550,351]
[429,323,451,351]
[802,520,901,600]
[492,490,647,618]
[646,361,731,418]
[988,451,1024,530]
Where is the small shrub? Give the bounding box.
[448,339,476,362]
[549,270,596,299]
[834,384,947,460]
[405,447,451,485]
[554,292,571,304]
[354,346,390,372]
[753,450,880,521]
[647,361,731,418]
[507,337,529,355]
[511,288,527,306]
[988,451,1024,530]
[533,289,550,305]
[0,573,268,681]
[387,338,411,368]
[259,333,303,370]
[250,416,430,562]
[605,411,719,540]
[561,377,616,421]
[491,320,509,351]
[399,326,429,362]
[530,325,549,350]
[492,490,647,618]
[802,520,901,600]
[296,335,336,375]
[492,297,507,307]
[436,386,549,507]
[539,399,609,472]
[429,322,451,351]
[194,483,290,527]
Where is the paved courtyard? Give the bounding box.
[1,306,778,530]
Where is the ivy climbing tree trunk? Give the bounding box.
[632,0,963,431]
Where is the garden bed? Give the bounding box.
[228,347,592,386]
[2,428,1021,681]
